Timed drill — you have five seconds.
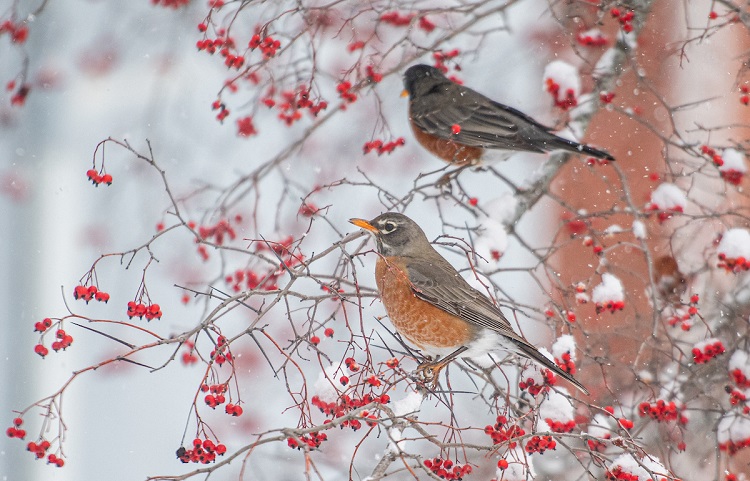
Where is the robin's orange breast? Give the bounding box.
[409,117,483,166]
[375,256,475,354]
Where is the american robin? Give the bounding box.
[403,64,614,166]
[350,212,588,394]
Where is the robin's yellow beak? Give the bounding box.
[400,89,409,98]
[349,218,379,233]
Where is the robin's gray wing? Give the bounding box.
[409,83,553,152]
[405,256,590,394]
[404,257,529,344]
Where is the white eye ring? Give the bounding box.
[382,221,397,233]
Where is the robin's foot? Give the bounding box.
[416,359,447,387]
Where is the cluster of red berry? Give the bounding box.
[555,352,577,375]
[545,78,577,110]
[720,436,750,456]
[362,138,406,155]
[310,392,390,422]
[6,417,26,439]
[25,439,63,466]
[248,34,280,59]
[610,8,635,33]
[196,32,245,69]
[423,458,472,480]
[225,403,243,416]
[287,432,328,450]
[126,301,162,320]
[646,202,683,223]
[418,16,436,32]
[545,418,576,433]
[225,268,278,293]
[667,294,700,330]
[731,365,750,389]
[525,434,556,454]
[595,299,625,314]
[380,11,413,26]
[181,340,198,365]
[261,86,328,126]
[86,169,113,186]
[202,383,229,409]
[0,19,28,44]
[638,400,686,424]
[587,434,610,452]
[347,41,365,52]
[727,388,747,412]
[6,80,30,106]
[210,336,233,366]
[605,466,671,481]
[483,415,525,448]
[718,252,750,272]
[34,328,74,358]
[359,65,382,86]
[33,318,53,333]
[211,99,230,122]
[236,116,257,137]
[700,145,724,166]
[336,81,357,104]
[582,235,604,255]
[599,91,616,104]
[740,85,749,106]
[198,218,237,245]
[299,202,320,217]
[152,0,189,8]
[73,285,110,303]
[433,49,461,76]
[176,438,227,464]
[518,369,557,396]
[309,327,334,346]
[577,30,608,47]
[692,339,726,364]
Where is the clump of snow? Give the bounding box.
[552,335,577,361]
[592,273,624,303]
[543,60,581,103]
[484,194,519,225]
[387,390,425,454]
[392,390,424,417]
[718,412,750,444]
[648,183,687,211]
[632,220,647,239]
[473,194,518,268]
[604,224,625,235]
[313,365,344,403]
[540,388,574,423]
[721,148,747,174]
[587,413,614,439]
[608,454,669,481]
[496,446,536,481]
[718,229,750,260]
[730,351,750,379]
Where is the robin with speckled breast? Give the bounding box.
[403,64,614,166]
[350,212,588,394]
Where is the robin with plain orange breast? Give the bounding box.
[403,64,614,166]
[350,212,588,394]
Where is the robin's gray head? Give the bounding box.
[349,212,430,257]
[403,64,450,98]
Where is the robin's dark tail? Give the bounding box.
[547,136,615,161]
[517,342,590,395]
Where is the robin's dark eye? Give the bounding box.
[382,221,397,234]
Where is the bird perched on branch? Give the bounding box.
[350,212,588,394]
[402,64,614,166]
